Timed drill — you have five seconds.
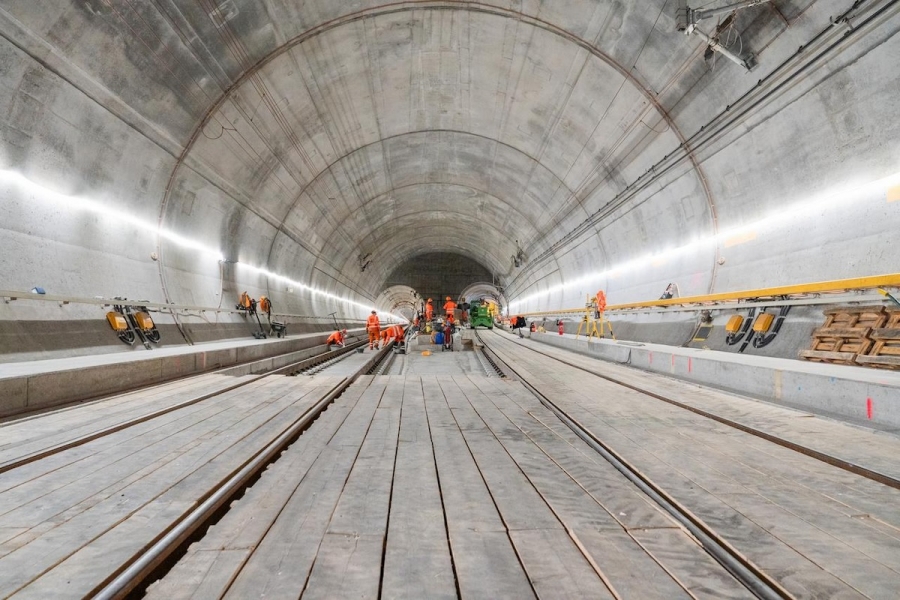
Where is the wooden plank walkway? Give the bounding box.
[147,375,753,599]
[485,332,900,598]
[0,372,259,466]
[0,374,344,598]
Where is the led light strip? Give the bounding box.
[1,169,403,322]
[510,169,900,309]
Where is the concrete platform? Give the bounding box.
[0,330,363,417]
[518,329,900,429]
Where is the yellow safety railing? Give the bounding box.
[518,273,900,317]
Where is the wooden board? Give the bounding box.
[380,378,456,599]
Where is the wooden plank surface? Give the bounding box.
[144,379,374,600]
[219,380,387,599]
[380,377,456,599]
[299,378,402,599]
[0,376,340,597]
[484,332,900,597]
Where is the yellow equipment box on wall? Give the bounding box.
[753,313,776,333]
[134,312,155,331]
[724,315,744,333]
[106,312,128,332]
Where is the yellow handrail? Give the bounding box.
[518,273,900,316]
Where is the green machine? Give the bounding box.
[469,300,493,329]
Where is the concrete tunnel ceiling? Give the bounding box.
[163,3,702,303]
[1,1,898,319]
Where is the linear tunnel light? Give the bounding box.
[509,169,900,309]
[1,169,226,262]
[1,169,401,321]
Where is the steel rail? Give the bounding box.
[490,332,900,491]
[91,343,394,600]
[477,331,792,600]
[0,341,367,475]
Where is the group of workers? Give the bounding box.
[326,294,463,354]
[326,310,406,351]
[422,296,458,323]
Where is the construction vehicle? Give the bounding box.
[468,300,493,329]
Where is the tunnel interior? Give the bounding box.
[383,252,495,310]
[0,1,897,359]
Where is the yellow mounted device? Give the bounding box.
[753,313,775,333]
[724,315,744,333]
[134,311,155,332]
[106,311,128,332]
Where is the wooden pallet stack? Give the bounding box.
[855,308,900,369]
[800,306,886,366]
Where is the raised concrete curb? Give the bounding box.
[524,332,900,429]
[0,331,364,418]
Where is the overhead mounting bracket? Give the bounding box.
[676,0,771,70]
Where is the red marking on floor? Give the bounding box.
[867,397,873,419]
[688,357,692,373]
[649,352,653,365]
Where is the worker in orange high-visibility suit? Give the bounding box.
[425,299,434,321]
[366,311,380,350]
[443,296,457,319]
[391,324,405,344]
[326,329,347,349]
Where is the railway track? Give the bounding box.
[0,342,395,599]
[0,340,371,476]
[476,331,790,599]
[479,330,900,491]
[477,330,900,599]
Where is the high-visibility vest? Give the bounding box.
[326,331,343,344]
[596,291,607,313]
[239,292,252,310]
[367,314,380,332]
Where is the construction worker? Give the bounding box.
[425,298,434,321]
[443,296,457,319]
[392,324,405,345]
[366,310,380,350]
[326,329,347,349]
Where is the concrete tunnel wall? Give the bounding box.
[0,1,898,358]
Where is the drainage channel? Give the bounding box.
[475,331,790,600]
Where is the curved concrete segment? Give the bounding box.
[0,1,898,359]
